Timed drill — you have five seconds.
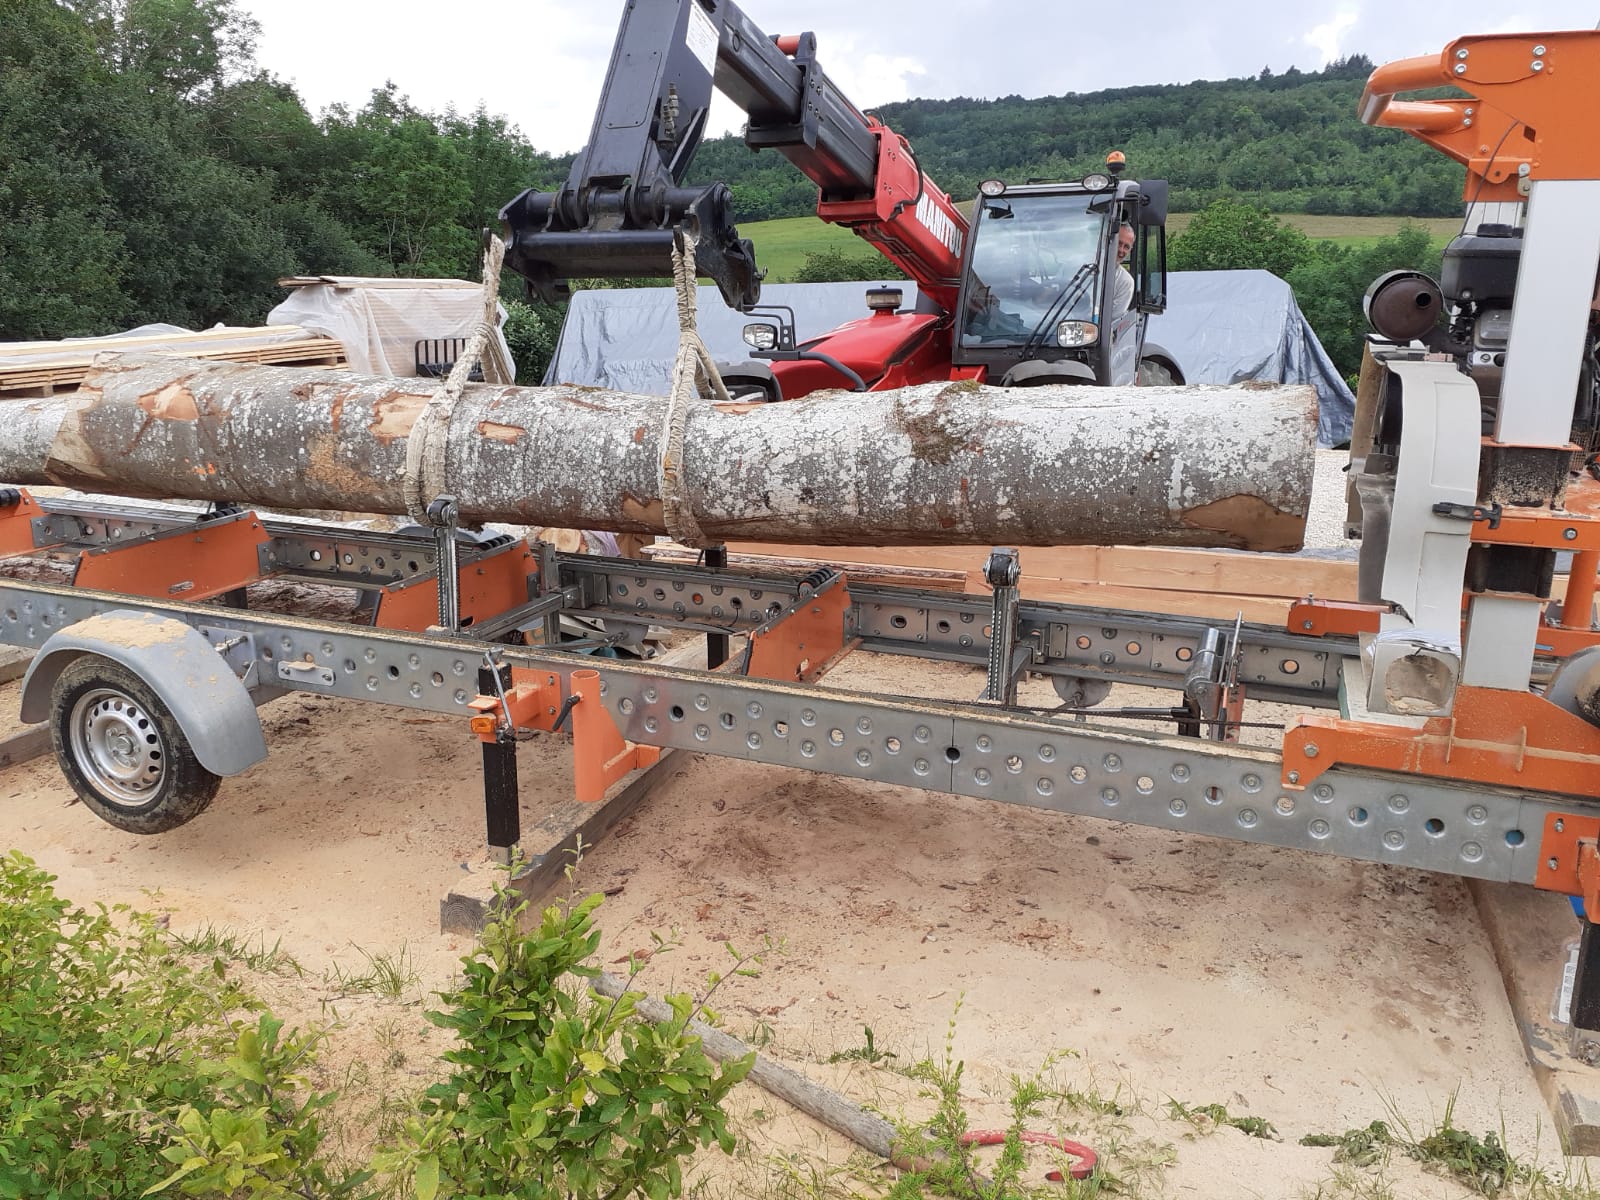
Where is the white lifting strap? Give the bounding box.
[402,233,508,526]
[657,230,732,548]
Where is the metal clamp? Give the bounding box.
[983,548,1022,705]
[426,495,461,633]
[1432,500,1503,529]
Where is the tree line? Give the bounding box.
[1,0,566,343]
[690,56,1465,223]
[4,0,1458,388]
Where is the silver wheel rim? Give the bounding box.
[69,688,166,807]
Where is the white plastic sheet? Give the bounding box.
[268,277,513,378]
[544,271,1355,447]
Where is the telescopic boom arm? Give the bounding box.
[501,0,967,311]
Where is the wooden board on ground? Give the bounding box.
[0,725,51,769]
[440,749,691,934]
[1468,879,1600,1154]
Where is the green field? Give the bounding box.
[741,213,1463,283]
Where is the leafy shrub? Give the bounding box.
[0,851,353,1198]
[381,891,755,1200]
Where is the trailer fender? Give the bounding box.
[20,611,267,776]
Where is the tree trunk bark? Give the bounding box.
[0,354,1317,551]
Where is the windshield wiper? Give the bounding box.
[1021,262,1094,359]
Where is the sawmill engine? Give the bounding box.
[1365,224,1600,453]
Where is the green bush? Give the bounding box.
[789,245,908,284]
[500,297,561,384]
[0,851,354,1199]
[2,853,756,1200]
[382,891,755,1200]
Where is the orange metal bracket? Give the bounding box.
[1360,32,1600,200]
[467,667,563,743]
[744,578,853,683]
[1288,598,1385,638]
[0,489,47,558]
[1535,815,1600,914]
[568,668,661,803]
[73,513,268,601]
[1284,686,1600,794]
[374,543,538,633]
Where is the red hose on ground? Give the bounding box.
[958,1129,1097,1181]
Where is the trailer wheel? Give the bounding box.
[49,656,220,834]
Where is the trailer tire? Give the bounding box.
[49,656,221,834]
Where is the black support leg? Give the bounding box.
[705,544,729,669]
[481,738,520,864]
[1571,919,1600,1063]
[478,663,520,863]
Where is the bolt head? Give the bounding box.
[1456,48,1470,59]
[1565,528,1579,540]
[1455,63,1468,74]
[1302,620,1315,630]
[1534,44,1547,55]
[1532,60,1544,71]
[1287,770,1301,784]
[1304,743,1320,759]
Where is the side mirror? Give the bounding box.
[1135,179,1169,227]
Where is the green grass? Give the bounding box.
[324,943,419,999]
[168,922,303,975]
[739,215,872,282]
[738,213,1463,282]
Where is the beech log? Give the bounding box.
[0,353,1317,551]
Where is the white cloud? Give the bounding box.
[1303,10,1361,63]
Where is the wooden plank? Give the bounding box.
[440,749,690,934]
[643,543,969,590]
[1467,879,1600,1154]
[1346,342,1386,537]
[0,646,35,685]
[0,332,347,397]
[729,540,1357,601]
[0,725,51,769]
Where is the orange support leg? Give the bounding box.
[1562,550,1600,632]
[569,668,661,803]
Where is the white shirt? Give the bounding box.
[1108,265,1134,322]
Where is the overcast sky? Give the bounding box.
[241,0,1599,154]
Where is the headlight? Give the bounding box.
[1080,172,1111,191]
[742,323,778,351]
[865,286,903,311]
[1055,321,1099,348]
[978,178,1007,197]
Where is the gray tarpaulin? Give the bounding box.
[546,270,1354,447]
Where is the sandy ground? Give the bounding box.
[4,452,1594,1197]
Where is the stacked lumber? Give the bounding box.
[707,541,1360,624]
[0,326,345,398]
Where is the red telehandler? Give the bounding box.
[500,0,1184,398]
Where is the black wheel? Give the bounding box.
[1137,359,1178,386]
[49,656,221,834]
